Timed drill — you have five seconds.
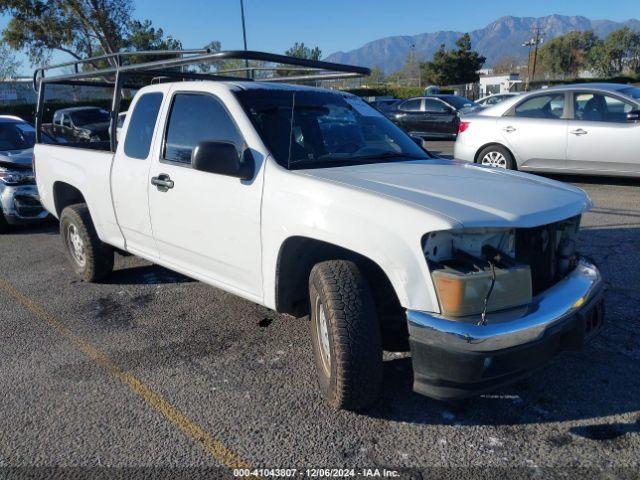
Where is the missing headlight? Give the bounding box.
[424,230,532,318]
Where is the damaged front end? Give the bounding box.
[407,216,605,400]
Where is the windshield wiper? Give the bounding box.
[289,152,428,169]
[350,152,427,161]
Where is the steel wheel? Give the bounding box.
[481,150,508,168]
[66,223,87,267]
[314,295,332,375]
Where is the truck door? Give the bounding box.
[111,89,165,260]
[147,88,264,300]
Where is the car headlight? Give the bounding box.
[0,168,35,186]
[424,229,532,318]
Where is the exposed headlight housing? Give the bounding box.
[424,229,532,318]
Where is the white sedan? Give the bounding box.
[454,83,640,177]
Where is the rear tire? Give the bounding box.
[60,204,114,282]
[309,260,383,411]
[477,144,515,170]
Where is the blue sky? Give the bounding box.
[2,0,638,75]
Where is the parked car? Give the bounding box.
[454,83,640,176]
[44,106,111,144]
[476,93,520,107]
[35,55,604,411]
[390,95,480,139]
[0,116,50,233]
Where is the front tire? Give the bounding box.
[60,204,114,282]
[477,144,515,170]
[309,260,383,411]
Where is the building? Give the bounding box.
[478,73,522,97]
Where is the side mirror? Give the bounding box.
[627,109,640,122]
[192,141,255,180]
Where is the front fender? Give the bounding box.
[261,161,458,312]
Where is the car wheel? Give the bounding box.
[0,211,9,234]
[60,204,114,282]
[309,260,383,411]
[477,145,515,170]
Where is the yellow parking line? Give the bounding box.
[0,276,250,470]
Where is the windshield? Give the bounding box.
[620,86,640,101]
[70,109,110,126]
[0,121,37,151]
[441,95,479,110]
[235,90,430,169]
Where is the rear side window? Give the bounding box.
[163,93,244,165]
[513,94,565,119]
[124,92,163,159]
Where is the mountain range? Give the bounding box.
[324,14,640,74]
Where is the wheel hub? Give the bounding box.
[481,151,507,168]
[315,297,331,374]
[67,224,86,267]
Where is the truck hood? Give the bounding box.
[298,159,591,228]
[0,148,33,169]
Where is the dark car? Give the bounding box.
[45,106,111,144]
[390,95,480,139]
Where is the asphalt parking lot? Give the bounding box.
[0,143,638,477]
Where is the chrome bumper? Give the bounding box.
[0,183,49,225]
[408,259,604,352]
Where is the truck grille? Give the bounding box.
[515,216,580,295]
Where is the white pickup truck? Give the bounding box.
[34,76,605,410]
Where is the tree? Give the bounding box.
[285,42,321,60]
[366,65,385,85]
[420,33,485,86]
[588,27,640,76]
[0,41,21,79]
[277,42,322,77]
[492,55,520,74]
[0,0,181,66]
[538,30,598,78]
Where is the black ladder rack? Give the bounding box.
[34,49,371,151]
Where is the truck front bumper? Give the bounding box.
[0,183,49,226]
[407,259,605,400]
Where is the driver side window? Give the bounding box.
[573,92,633,123]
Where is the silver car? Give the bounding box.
[0,116,50,233]
[454,83,640,177]
[476,93,520,107]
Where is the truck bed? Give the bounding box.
[34,144,125,249]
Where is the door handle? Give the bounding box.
[151,174,174,192]
[570,128,588,136]
[503,126,516,133]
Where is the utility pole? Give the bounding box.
[240,0,250,77]
[530,28,542,85]
[522,26,543,91]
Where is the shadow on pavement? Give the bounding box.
[103,264,194,286]
[3,217,59,236]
